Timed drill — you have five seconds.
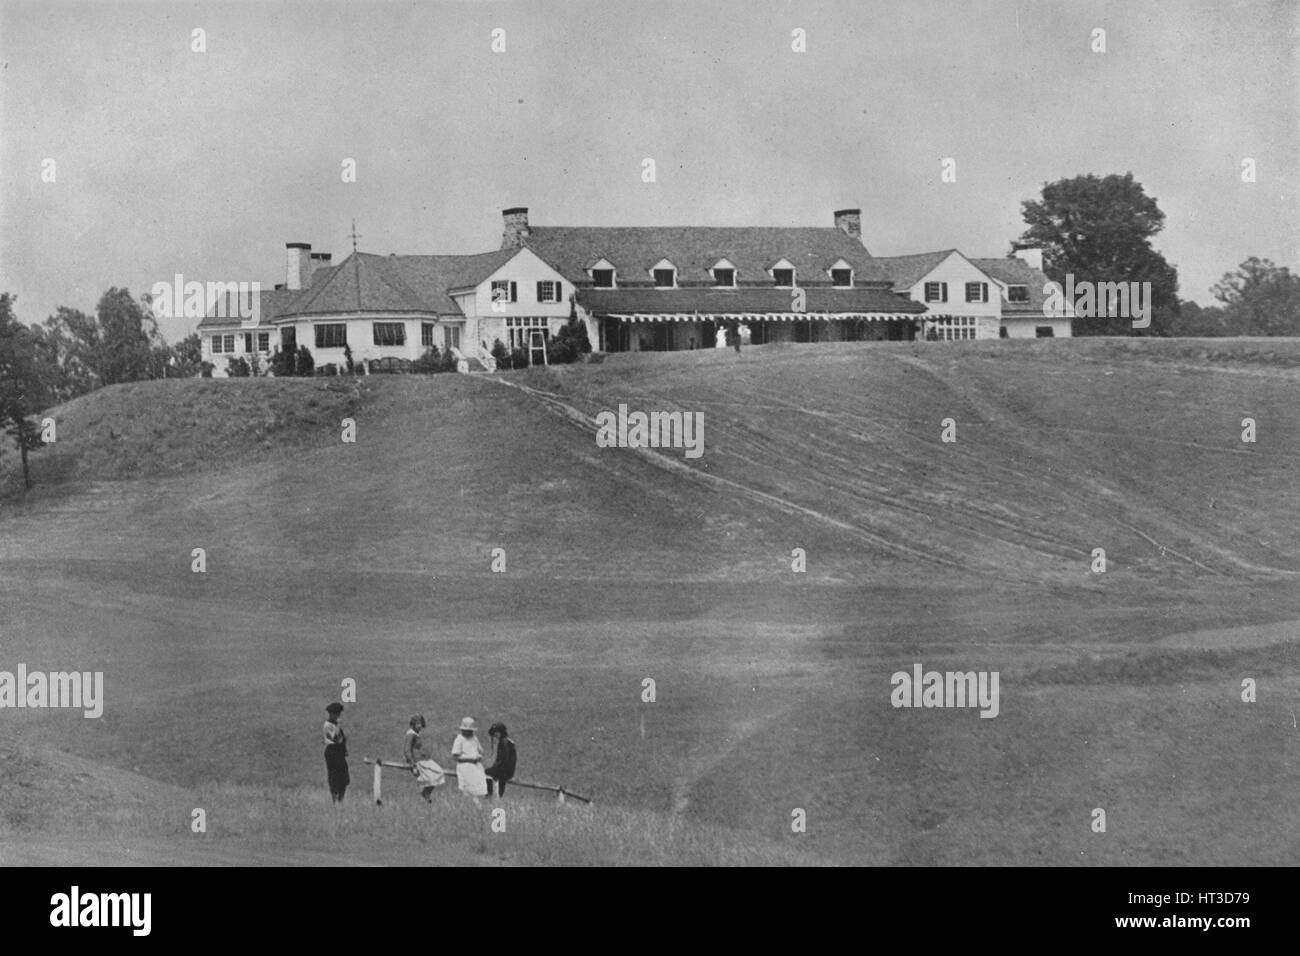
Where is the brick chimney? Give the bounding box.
[310,252,332,284]
[501,207,530,249]
[833,208,862,242]
[286,242,312,290]
[1011,243,1044,272]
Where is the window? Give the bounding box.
[315,324,347,348]
[211,335,227,354]
[930,316,978,341]
[257,332,270,353]
[653,268,675,288]
[421,323,436,347]
[491,280,518,304]
[506,316,549,351]
[713,268,735,287]
[1035,326,1055,338]
[536,280,563,303]
[1007,285,1029,303]
[772,268,795,287]
[373,322,406,347]
[444,326,461,353]
[222,334,235,353]
[924,282,948,303]
[831,269,853,287]
[592,269,614,288]
[965,282,988,303]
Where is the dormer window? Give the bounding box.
[711,258,737,287]
[769,258,796,287]
[1008,285,1029,303]
[828,259,854,288]
[589,258,616,288]
[651,259,677,288]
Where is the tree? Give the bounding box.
[169,333,204,377]
[37,307,99,401]
[0,294,55,490]
[547,298,593,364]
[1210,258,1300,336]
[295,345,315,376]
[269,346,296,377]
[1016,172,1179,336]
[43,288,163,387]
[1172,300,1229,337]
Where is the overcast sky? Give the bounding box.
[2,0,1296,342]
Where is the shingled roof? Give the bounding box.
[970,257,1051,316]
[198,286,299,330]
[278,249,520,318]
[576,287,924,316]
[870,250,964,291]
[522,227,895,286]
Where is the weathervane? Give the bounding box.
[348,220,362,253]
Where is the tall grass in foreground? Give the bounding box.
[83,784,828,866]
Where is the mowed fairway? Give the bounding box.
[2,339,1299,865]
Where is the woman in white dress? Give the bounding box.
[451,717,488,802]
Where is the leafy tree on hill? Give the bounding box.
[169,333,204,377]
[42,288,164,388]
[36,307,99,401]
[1016,172,1179,336]
[1210,258,1300,336]
[0,294,55,490]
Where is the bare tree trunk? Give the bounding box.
[20,440,31,490]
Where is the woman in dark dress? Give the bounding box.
[323,702,349,802]
[486,722,517,799]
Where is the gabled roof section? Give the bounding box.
[971,257,1052,315]
[521,226,893,285]
[870,250,962,291]
[279,249,522,318]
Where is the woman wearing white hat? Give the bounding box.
[451,717,488,802]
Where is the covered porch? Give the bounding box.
[595,311,922,353]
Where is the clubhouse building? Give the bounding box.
[199,207,1069,375]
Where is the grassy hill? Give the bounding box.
[2,339,1298,865]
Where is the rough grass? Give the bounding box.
[0,377,370,494]
[3,339,1300,865]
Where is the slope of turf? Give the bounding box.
[2,339,1298,865]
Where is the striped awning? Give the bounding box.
[597,312,919,323]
